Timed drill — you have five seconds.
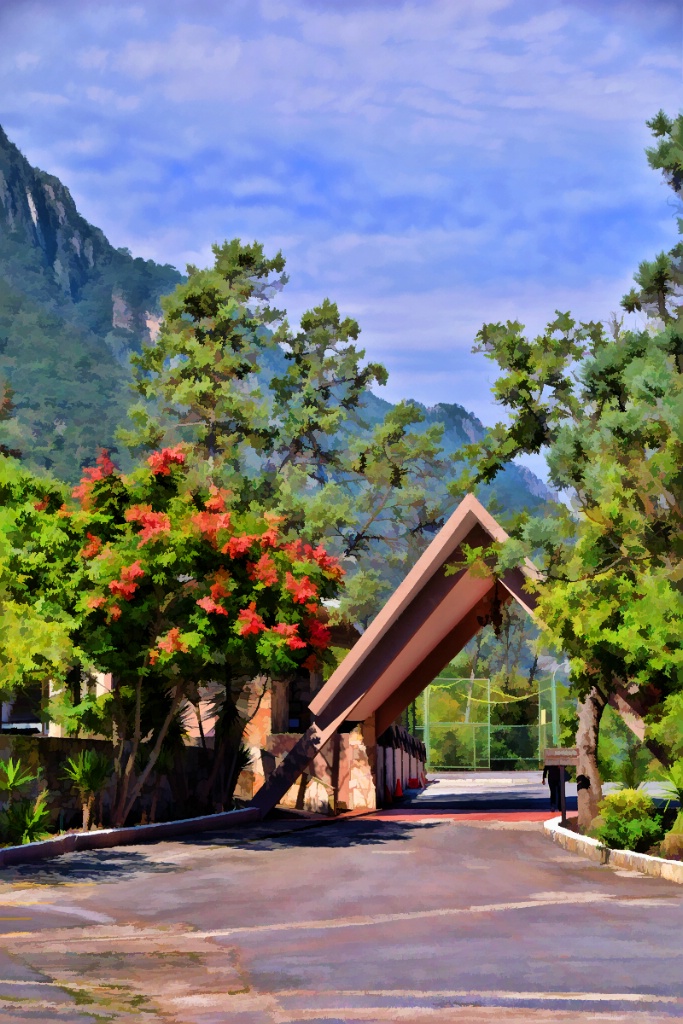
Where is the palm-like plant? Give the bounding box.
[0,757,40,805]
[0,792,51,845]
[0,756,50,846]
[62,750,112,830]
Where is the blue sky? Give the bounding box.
[1,0,682,469]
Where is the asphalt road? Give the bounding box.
[0,773,680,1023]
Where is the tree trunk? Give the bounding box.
[576,685,607,832]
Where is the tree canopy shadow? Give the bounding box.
[176,817,445,851]
[2,848,180,884]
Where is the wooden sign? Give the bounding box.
[544,747,579,766]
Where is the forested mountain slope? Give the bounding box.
[0,124,550,512]
[0,125,181,478]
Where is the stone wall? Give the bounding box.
[0,734,218,829]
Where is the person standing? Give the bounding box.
[543,764,561,810]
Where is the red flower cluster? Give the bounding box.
[72,450,116,505]
[196,596,229,616]
[248,553,278,586]
[149,627,189,664]
[259,512,285,549]
[109,561,144,601]
[271,623,307,650]
[285,572,318,604]
[209,568,231,601]
[237,601,266,636]
[284,540,344,579]
[87,595,106,610]
[80,533,102,559]
[147,446,186,476]
[306,618,331,650]
[33,496,50,512]
[222,535,258,559]
[205,486,230,512]
[125,505,172,546]
[191,510,232,545]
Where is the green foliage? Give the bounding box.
[67,443,345,824]
[0,756,39,801]
[597,705,652,788]
[450,112,683,774]
[0,457,82,695]
[62,749,111,803]
[62,748,112,831]
[591,788,665,852]
[0,792,51,846]
[655,758,683,805]
[0,755,49,847]
[119,238,455,625]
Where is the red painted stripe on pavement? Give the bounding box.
[364,810,555,822]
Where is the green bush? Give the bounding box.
[590,788,665,853]
[0,792,51,846]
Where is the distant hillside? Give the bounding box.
[0,125,181,479]
[0,124,551,514]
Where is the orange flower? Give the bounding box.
[248,553,278,587]
[125,505,171,546]
[196,596,229,616]
[109,604,122,621]
[303,653,319,673]
[87,595,106,610]
[72,450,116,505]
[205,485,231,512]
[157,627,188,655]
[108,561,145,601]
[271,623,307,650]
[80,533,102,559]
[209,567,231,601]
[285,572,318,604]
[33,496,50,512]
[237,601,266,636]
[223,535,258,558]
[191,510,232,546]
[147,446,185,476]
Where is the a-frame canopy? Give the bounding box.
[310,493,539,737]
[251,493,539,816]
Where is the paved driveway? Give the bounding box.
[0,775,680,1022]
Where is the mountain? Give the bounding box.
[0,125,181,479]
[0,124,551,512]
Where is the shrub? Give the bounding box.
[0,792,51,846]
[590,788,665,852]
[62,750,112,830]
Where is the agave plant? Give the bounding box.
[0,757,40,806]
[0,792,51,846]
[658,759,683,806]
[62,750,112,830]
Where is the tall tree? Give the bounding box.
[121,240,452,623]
[65,444,344,825]
[452,112,683,829]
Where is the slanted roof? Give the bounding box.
[310,493,539,736]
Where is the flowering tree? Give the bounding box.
[71,446,343,826]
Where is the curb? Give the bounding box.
[0,807,260,868]
[544,815,683,884]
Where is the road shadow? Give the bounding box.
[175,817,445,851]
[1,848,180,885]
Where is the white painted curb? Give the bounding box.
[544,815,683,884]
[0,806,260,869]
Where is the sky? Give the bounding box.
[1,0,682,479]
